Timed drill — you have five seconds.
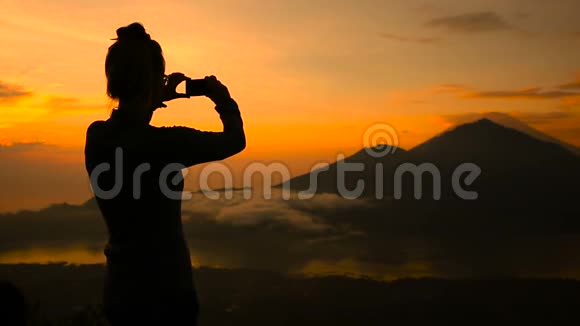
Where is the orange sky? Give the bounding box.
[1,0,579,212]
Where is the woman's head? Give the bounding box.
[105,23,165,111]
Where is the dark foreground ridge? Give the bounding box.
[1,263,580,325]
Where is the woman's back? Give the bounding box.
[85,97,244,301]
[85,109,194,301]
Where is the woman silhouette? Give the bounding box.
[84,23,245,325]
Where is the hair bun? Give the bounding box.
[115,23,151,41]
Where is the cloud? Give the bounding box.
[0,141,49,153]
[513,111,577,124]
[41,95,107,115]
[557,80,580,91]
[395,74,580,104]
[379,32,439,44]
[467,87,580,100]
[428,78,580,101]
[288,193,371,212]
[0,80,105,114]
[0,202,106,252]
[182,190,370,233]
[425,11,514,33]
[0,81,31,101]
[214,197,332,232]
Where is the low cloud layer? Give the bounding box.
[0,190,374,272]
[185,190,375,234]
[0,187,579,279]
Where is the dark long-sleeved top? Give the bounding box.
[84,97,245,305]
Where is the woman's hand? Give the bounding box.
[204,75,232,106]
[157,72,190,108]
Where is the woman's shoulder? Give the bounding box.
[84,121,106,145]
[87,120,108,135]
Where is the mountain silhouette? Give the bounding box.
[281,117,580,203]
[405,118,579,206]
[279,145,406,197]
[444,112,580,156]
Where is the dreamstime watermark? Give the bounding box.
[362,122,399,158]
[88,123,482,201]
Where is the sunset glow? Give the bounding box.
[1,0,579,212]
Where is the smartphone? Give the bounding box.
[186,78,207,97]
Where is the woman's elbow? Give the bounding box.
[233,134,246,155]
[219,134,245,160]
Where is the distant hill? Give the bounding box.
[280,117,580,202]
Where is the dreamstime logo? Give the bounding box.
[362,122,399,158]
[88,122,482,201]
